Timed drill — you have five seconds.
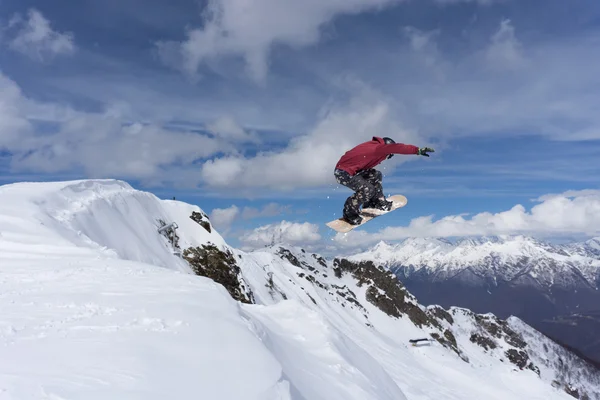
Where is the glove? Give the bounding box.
[417,147,435,157]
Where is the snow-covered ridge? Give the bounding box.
[0,179,226,271]
[348,236,600,288]
[1,179,598,400]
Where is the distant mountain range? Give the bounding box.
[348,235,600,364]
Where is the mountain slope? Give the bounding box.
[350,237,600,289]
[347,236,600,365]
[1,180,597,399]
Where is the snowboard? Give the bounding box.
[326,194,407,233]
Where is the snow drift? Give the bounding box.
[0,179,597,400]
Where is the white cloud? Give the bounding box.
[403,27,446,80]
[232,190,600,252]
[485,19,526,70]
[0,74,32,147]
[12,117,227,180]
[380,19,600,142]
[3,2,598,197]
[209,202,292,231]
[206,116,259,143]
[535,189,600,202]
[333,189,600,248]
[209,205,240,231]
[241,203,291,219]
[7,9,75,61]
[0,71,230,186]
[240,220,321,248]
[200,81,426,190]
[157,0,404,82]
[404,27,439,53]
[207,117,251,141]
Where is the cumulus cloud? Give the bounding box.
[485,19,527,70]
[206,116,259,143]
[387,17,600,142]
[241,203,291,219]
[405,27,440,53]
[210,202,292,231]
[403,27,446,79]
[240,220,321,249]
[536,189,600,202]
[231,189,600,252]
[334,189,600,248]
[200,81,426,190]
[154,6,600,146]
[209,205,240,231]
[0,74,32,147]
[11,117,227,181]
[157,0,404,82]
[6,9,75,61]
[0,71,230,186]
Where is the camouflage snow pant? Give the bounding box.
[334,168,385,219]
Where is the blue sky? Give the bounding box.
[1,0,600,254]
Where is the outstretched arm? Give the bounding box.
[375,143,435,157]
[375,143,419,157]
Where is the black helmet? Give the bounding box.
[383,137,395,159]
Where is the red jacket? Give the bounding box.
[335,137,419,175]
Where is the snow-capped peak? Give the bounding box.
[372,240,393,252]
[584,237,600,252]
[349,235,600,288]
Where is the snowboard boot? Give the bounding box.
[342,199,363,225]
[343,213,363,225]
[363,197,393,212]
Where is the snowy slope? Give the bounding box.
[237,245,597,400]
[508,317,600,399]
[0,179,226,271]
[347,236,600,367]
[0,180,595,400]
[348,236,600,288]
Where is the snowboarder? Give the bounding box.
[334,137,434,225]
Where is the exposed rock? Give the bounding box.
[474,314,527,349]
[564,385,580,399]
[334,258,433,324]
[333,258,471,359]
[190,211,211,233]
[430,331,466,361]
[428,305,454,324]
[183,244,254,304]
[475,314,502,337]
[265,272,287,300]
[470,333,497,351]
[277,247,320,273]
[312,253,328,268]
[278,247,302,269]
[504,348,539,375]
[365,286,401,318]
[503,328,528,349]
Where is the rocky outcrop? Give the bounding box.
[333,258,466,359]
[190,211,211,233]
[183,244,254,304]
